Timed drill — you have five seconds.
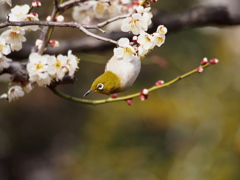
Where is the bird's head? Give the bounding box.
[84,71,122,96]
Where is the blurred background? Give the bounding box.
[1,0,240,180]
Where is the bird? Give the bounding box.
[84,55,141,96]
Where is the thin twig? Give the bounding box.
[49,62,214,105]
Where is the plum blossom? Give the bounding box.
[114,38,136,61]
[9,4,39,31]
[1,28,26,51]
[121,6,152,35]
[27,53,54,87]
[0,37,11,58]
[0,86,25,102]
[0,56,12,71]
[48,50,79,81]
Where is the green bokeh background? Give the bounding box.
[1,0,240,180]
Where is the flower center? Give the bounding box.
[36,63,43,70]
[9,32,20,38]
[55,60,61,68]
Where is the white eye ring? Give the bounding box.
[97,83,104,90]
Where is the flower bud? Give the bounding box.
[126,99,133,105]
[132,36,138,43]
[201,57,208,65]
[151,0,158,2]
[209,58,219,64]
[49,39,59,47]
[156,25,167,34]
[140,94,148,101]
[196,66,204,73]
[32,1,41,7]
[140,89,149,101]
[144,1,150,7]
[111,93,118,98]
[31,13,38,17]
[141,88,148,95]
[46,16,51,21]
[55,15,64,22]
[155,80,164,86]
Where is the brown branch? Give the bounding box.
[5,5,240,60]
[151,5,240,33]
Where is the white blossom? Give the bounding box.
[0,37,11,58]
[121,14,146,35]
[9,5,30,21]
[0,56,12,71]
[1,28,26,51]
[156,25,168,34]
[152,32,165,47]
[0,0,11,6]
[9,4,39,31]
[22,82,34,93]
[121,6,152,35]
[65,50,79,76]
[114,38,136,61]
[48,50,79,80]
[0,86,25,102]
[137,30,154,50]
[152,25,167,47]
[72,2,96,24]
[27,53,53,87]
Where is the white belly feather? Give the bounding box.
[105,56,141,91]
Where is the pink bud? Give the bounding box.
[155,80,164,86]
[196,66,204,73]
[49,39,59,47]
[144,1,150,7]
[32,1,41,7]
[151,0,158,2]
[201,57,208,65]
[141,88,149,95]
[126,99,133,105]
[111,93,118,98]
[140,94,148,101]
[31,13,38,17]
[209,58,219,64]
[132,36,138,43]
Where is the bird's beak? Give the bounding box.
[83,89,94,97]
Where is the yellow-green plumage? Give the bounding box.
[90,71,122,95]
[84,55,141,96]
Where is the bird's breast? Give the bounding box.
[105,56,141,90]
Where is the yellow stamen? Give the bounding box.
[9,32,20,38]
[36,63,43,70]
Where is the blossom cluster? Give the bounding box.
[112,3,167,62]
[72,0,141,29]
[27,50,79,87]
[0,2,81,102]
[0,4,39,71]
[114,25,167,61]
[0,4,41,102]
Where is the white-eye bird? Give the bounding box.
[84,55,141,96]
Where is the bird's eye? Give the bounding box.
[97,83,104,90]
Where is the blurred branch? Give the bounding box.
[7,5,240,59]
[49,60,217,105]
[152,5,240,32]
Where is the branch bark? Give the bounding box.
[7,5,240,60]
